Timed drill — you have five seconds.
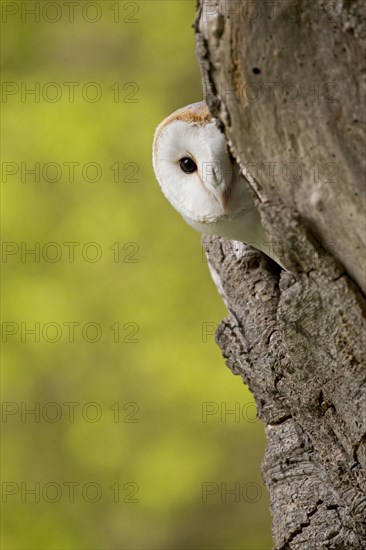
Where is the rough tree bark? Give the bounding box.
[194,1,366,548]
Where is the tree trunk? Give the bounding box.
[194,1,366,547]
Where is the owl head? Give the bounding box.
[152,101,249,225]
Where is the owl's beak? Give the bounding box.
[219,189,230,211]
[203,166,232,212]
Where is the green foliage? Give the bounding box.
[2,2,271,548]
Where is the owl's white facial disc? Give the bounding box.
[153,102,256,231]
[153,111,252,224]
[154,120,230,221]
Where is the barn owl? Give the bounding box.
[152,101,284,269]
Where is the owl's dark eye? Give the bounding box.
[179,157,197,174]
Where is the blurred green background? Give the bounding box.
[1,1,271,548]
